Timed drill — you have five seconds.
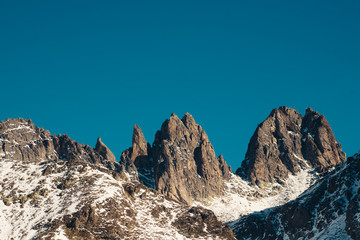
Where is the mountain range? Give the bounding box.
[0,106,358,239]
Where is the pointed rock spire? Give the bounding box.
[218,155,231,180]
[120,125,153,184]
[95,137,116,162]
[132,125,148,160]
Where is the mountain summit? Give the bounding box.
[121,113,231,204]
[0,107,357,240]
[236,106,346,185]
[0,117,234,239]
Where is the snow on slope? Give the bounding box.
[195,168,317,222]
[229,154,360,240]
[0,158,233,240]
[0,159,124,239]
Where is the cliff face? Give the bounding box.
[121,113,231,204]
[301,108,346,171]
[236,106,346,186]
[152,113,230,204]
[0,118,56,163]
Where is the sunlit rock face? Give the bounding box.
[236,106,346,186]
[121,113,231,205]
[120,125,153,184]
[152,113,231,204]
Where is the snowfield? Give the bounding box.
[195,169,317,222]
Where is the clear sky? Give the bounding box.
[1,1,359,169]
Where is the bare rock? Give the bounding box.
[152,113,230,204]
[53,134,123,174]
[236,106,346,186]
[301,108,346,171]
[0,118,124,176]
[95,137,116,162]
[173,207,236,239]
[0,118,56,162]
[120,125,153,184]
[218,154,231,180]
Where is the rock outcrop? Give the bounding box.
[120,125,153,185]
[301,108,346,171]
[173,207,236,239]
[95,137,116,162]
[152,113,231,204]
[0,118,56,162]
[120,113,231,205]
[231,152,360,240]
[236,106,346,186]
[0,118,123,174]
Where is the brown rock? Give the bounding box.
[218,154,231,180]
[120,125,153,184]
[173,207,236,239]
[301,108,346,170]
[152,113,230,204]
[53,134,123,173]
[0,118,124,176]
[236,106,346,186]
[95,137,116,162]
[0,118,55,163]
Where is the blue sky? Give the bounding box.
[1,1,359,169]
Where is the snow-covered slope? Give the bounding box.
[195,168,317,222]
[229,152,360,240]
[0,157,235,240]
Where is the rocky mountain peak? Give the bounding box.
[236,106,346,186]
[121,113,231,204]
[0,118,123,177]
[120,125,152,183]
[159,113,185,142]
[151,113,230,204]
[181,112,197,129]
[0,118,55,163]
[95,137,116,162]
[132,125,148,156]
[301,108,346,171]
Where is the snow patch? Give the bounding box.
[195,169,316,222]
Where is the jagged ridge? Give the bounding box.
[0,118,235,240]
